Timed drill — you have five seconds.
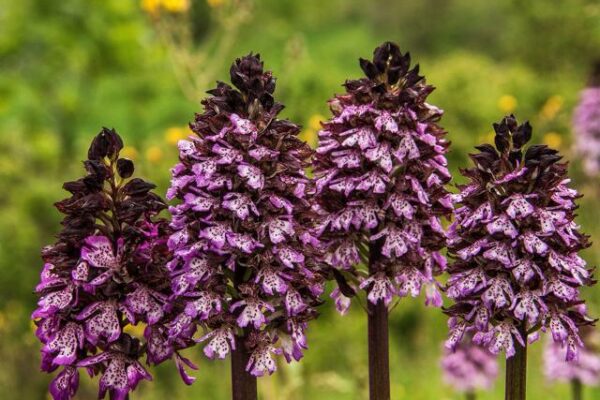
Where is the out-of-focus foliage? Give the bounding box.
[1,0,599,399]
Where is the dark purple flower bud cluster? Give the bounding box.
[165,54,324,377]
[32,128,188,400]
[445,116,596,361]
[312,42,453,312]
[573,63,600,176]
[441,333,499,393]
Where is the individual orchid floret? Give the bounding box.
[164,53,324,382]
[573,61,600,177]
[33,128,190,400]
[312,41,453,311]
[444,115,596,364]
[441,334,499,395]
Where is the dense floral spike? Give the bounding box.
[165,54,324,377]
[573,61,600,176]
[441,334,499,393]
[544,324,600,386]
[445,115,596,361]
[33,128,190,400]
[313,41,452,311]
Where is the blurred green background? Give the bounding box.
[1,0,600,398]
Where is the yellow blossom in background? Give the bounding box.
[207,0,225,7]
[308,114,325,131]
[124,323,147,338]
[141,0,161,15]
[163,0,190,13]
[299,114,324,147]
[121,146,139,160]
[146,145,164,163]
[498,95,517,114]
[141,0,189,15]
[299,129,317,147]
[540,95,564,120]
[165,126,190,145]
[543,131,563,149]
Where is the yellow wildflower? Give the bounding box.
[124,323,146,338]
[300,129,317,147]
[146,146,164,163]
[165,126,190,145]
[121,146,139,160]
[540,95,564,120]
[543,132,563,149]
[308,114,325,131]
[207,0,225,8]
[163,0,190,13]
[498,95,517,114]
[141,0,161,15]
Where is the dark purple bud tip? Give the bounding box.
[117,158,135,179]
[88,127,123,161]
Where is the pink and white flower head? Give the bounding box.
[445,116,596,361]
[165,54,324,377]
[544,325,600,386]
[312,41,452,312]
[33,129,189,399]
[573,61,600,176]
[441,334,499,393]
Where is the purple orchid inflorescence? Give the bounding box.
[441,334,499,393]
[573,63,600,177]
[444,115,596,361]
[312,41,453,312]
[544,323,600,386]
[165,54,324,377]
[32,128,192,400]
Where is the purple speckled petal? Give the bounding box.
[360,273,395,306]
[45,322,84,366]
[222,193,259,220]
[505,194,535,219]
[486,214,519,238]
[374,111,398,133]
[76,301,120,345]
[199,328,236,360]
[274,246,305,269]
[237,163,264,190]
[230,114,258,138]
[49,367,79,400]
[268,218,294,244]
[81,236,118,269]
[246,344,280,377]
[226,232,263,253]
